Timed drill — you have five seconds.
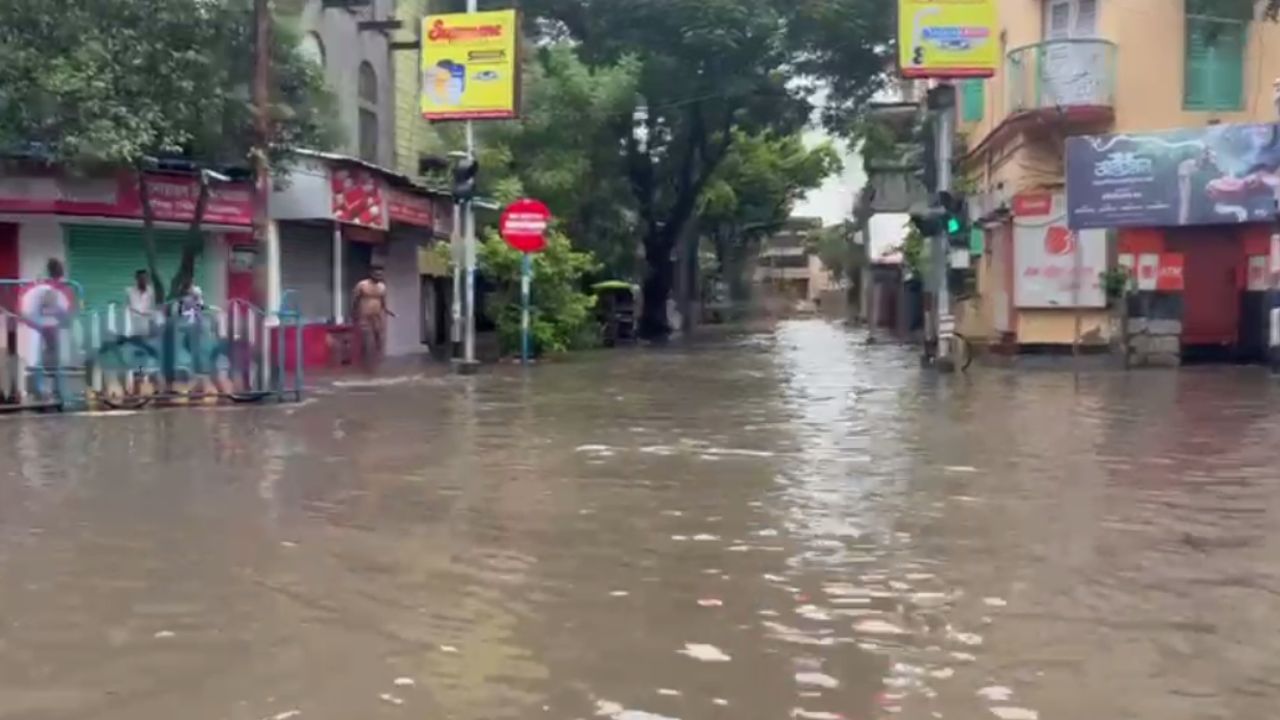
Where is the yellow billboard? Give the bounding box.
[898,0,998,79]
[421,10,519,121]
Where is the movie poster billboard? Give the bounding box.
[1066,123,1280,230]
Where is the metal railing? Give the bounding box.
[1,280,304,412]
[1006,39,1117,116]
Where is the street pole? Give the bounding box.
[457,0,480,373]
[252,0,273,313]
[520,252,531,364]
[934,84,956,373]
[451,202,462,356]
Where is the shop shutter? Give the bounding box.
[1184,16,1246,111]
[64,225,208,310]
[280,223,334,322]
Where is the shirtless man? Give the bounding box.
[352,267,393,369]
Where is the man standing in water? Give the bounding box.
[352,266,393,370]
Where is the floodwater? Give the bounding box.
[3,319,1280,720]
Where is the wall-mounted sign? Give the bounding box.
[1067,122,1280,229]
[386,188,434,227]
[421,10,519,121]
[1015,192,1106,308]
[0,173,253,226]
[331,166,387,230]
[898,0,998,79]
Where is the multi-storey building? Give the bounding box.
[957,0,1280,360]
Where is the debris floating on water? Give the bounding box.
[153,630,175,639]
[393,677,415,687]
[378,693,404,706]
[989,708,1038,720]
[678,643,731,662]
[983,597,1008,607]
[795,672,839,689]
[439,644,460,653]
[697,598,723,607]
[977,686,1014,702]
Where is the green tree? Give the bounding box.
[699,131,841,301]
[518,0,890,338]
[477,231,600,356]
[0,0,335,302]
[482,46,641,277]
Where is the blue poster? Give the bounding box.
[1066,123,1280,230]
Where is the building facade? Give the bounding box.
[957,0,1280,359]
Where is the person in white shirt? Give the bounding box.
[126,269,156,336]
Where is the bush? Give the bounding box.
[477,230,600,356]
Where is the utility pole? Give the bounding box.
[252,0,280,317]
[931,84,957,373]
[458,0,480,374]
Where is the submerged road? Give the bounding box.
[2,319,1280,719]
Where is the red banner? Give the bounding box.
[331,166,388,229]
[0,172,253,226]
[387,188,434,227]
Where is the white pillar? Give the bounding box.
[333,222,344,324]
[265,219,281,323]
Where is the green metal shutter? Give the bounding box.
[1184,16,1246,111]
[64,225,208,310]
[961,79,984,123]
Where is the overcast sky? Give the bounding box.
[793,127,866,227]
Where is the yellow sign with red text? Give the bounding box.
[420,10,519,121]
[898,0,998,79]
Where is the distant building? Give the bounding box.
[754,217,837,303]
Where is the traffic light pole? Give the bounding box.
[933,85,957,373]
[453,0,480,374]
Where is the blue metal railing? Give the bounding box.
[1,278,304,412]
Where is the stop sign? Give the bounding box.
[500,198,552,253]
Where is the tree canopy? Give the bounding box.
[0,0,336,301]
[517,0,889,337]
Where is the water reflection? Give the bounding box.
[2,320,1280,719]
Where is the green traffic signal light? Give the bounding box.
[946,216,961,234]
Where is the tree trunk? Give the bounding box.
[137,170,164,304]
[169,176,211,300]
[639,237,674,340]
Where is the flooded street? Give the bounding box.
[4,318,1280,720]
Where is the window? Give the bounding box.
[1184,15,1247,111]
[1044,0,1096,40]
[357,62,379,162]
[961,79,985,122]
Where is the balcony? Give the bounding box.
[1006,39,1116,121]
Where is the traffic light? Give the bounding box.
[909,200,947,237]
[452,156,479,204]
[940,191,970,249]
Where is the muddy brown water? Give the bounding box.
[2,319,1280,720]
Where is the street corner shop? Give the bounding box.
[270,150,448,369]
[1066,122,1280,363]
[0,166,258,320]
[0,153,447,372]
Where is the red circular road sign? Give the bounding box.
[500,198,552,253]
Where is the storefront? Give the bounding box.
[270,152,439,367]
[0,169,254,310]
[1066,122,1280,363]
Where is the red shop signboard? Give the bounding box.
[0,172,253,226]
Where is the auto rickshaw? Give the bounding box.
[592,281,638,346]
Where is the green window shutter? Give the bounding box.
[961,79,985,123]
[64,225,208,310]
[1184,16,1246,111]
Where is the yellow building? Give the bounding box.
[957,0,1280,353]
